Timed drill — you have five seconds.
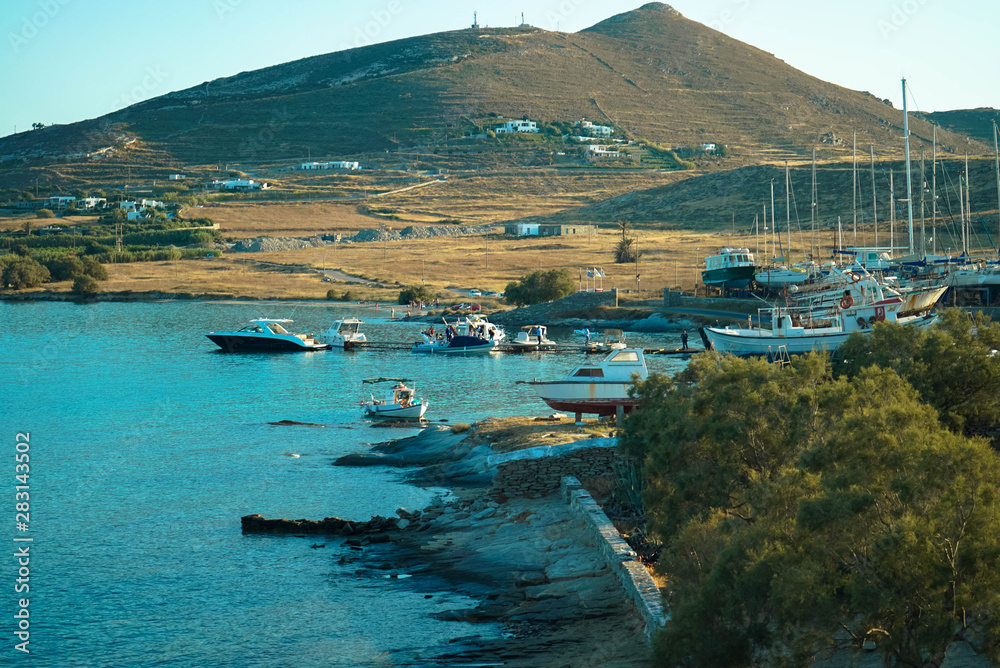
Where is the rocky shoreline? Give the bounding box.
[243,420,658,666]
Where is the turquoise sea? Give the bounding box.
[2,301,686,666]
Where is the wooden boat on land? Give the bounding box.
[524,348,648,419]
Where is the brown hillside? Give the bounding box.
[0,3,985,169]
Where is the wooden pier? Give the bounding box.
[342,340,701,356]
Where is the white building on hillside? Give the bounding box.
[494,119,538,134]
[301,161,360,170]
[211,179,269,191]
[575,119,614,137]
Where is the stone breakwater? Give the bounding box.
[241,421,667,664]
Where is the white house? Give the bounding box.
[79,197,106,209]
[700,143,717,153]
[120,201,137,211]
[301,161,360,170]
[46,196,76,209]
[575,119,614,137]
[126,211,146,221]
[503,222,540,236]
[211,179,269,191]
[586,145,621,159]
[168,174,187,180]
[494,119,538,134]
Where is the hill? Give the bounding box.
[0,2,987,174]
[923,108,1000,144]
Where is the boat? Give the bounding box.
[205,318,331,352]
[411,314,504,354]
[702,289,939,357]
[524,348,648,418]
[323,317,367,349]
[583,328,627,354]
[754,262,820,288]
[509,325,557,350]
[702,248,757,289]
[361,377,428,420]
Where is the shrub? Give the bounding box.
[503,268,575,306]
[326,289,339,300]
[2,257,50,289]
[35,208,54,219]
[398,284,435,305]
[72,275,99,297]
[45,255,85,281]
[450,422,471,434]
[82,256,109,280]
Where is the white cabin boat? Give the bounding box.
[205,319,330,352]
[362,377,428,419]
[323,317,367,349]
[525,348,648,419]
[510,325,557,350]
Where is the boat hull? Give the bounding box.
[206,334,330,352]
[530,381,638,416]
[702,265,756,289]
[364,403,428,419]
[704,313,938,357]
[412,335,497,354]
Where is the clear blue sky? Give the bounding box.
[2,0,998,139]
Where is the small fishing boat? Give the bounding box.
[412,315,503,354]
[206,318,330,352]
[702,248,756,289]
[323,317,367,349]
[524,348,648,419]
[509,325,557,351]
[582,328,627,354]
[362,377,428,420]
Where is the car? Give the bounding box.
[483,290,497,296]
[468,303,481,311]
[469,289,482,297]
[450,303,468,310]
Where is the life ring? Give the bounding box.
[840,296,854,309]
[850,272,862,283]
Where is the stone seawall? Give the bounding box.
[487,438,618,499]
[560,476,668,639]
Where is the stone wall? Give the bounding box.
[487,438,618,499]
[490,289,618,328]
[561,476,668,640]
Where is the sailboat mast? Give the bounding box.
[920,146,926,256]
[771,181,778,261]
[871,145,878,248]
[902,78,915,254]
[890,170,895,253]
[994,120,1000,253]
[852,130,858,246]
[960,176,966,256]
[966,154,972,254]
[811,147,817,260]
[785,163,792,264]
[932,126,937,254]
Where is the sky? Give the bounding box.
[1,0,998,139]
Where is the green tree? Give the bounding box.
[503,268,575,307]
[613,220,640,264]
[45,255,85,281]
[835,310,1000,435]
[72,275,99,297]
[398,284,435,305]
[81,256,109,281]
[2,258,51,289]
[626,355,1000,667]
[35,208,54,219]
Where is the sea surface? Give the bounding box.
[1,300,687,666]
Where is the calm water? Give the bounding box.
[1,301,686,666]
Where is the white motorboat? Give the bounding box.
[206,318,331,352]
[362,377,428,420]
[323,317,367,349]
[754,262,820,288]
[509,325,557,350]
[582,328,627,354]
[524,348,648,419]
[412,315,504,354]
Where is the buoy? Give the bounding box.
[840,296,854,309]
[850,272,862,283]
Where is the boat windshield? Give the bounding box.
[266,322,290,335]
[573,368,604,377]
[238,324,265,333]
[609,351,640,362]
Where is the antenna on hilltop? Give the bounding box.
[471,11,479,29]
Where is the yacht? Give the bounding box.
[323,317,367,349]
[205,319,331,352]
[509,325,557,350]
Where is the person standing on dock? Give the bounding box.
[584,328,591,345]
[681,329,689,350]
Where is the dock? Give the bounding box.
[342,340,701,356]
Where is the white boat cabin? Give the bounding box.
[705,248,755,271]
